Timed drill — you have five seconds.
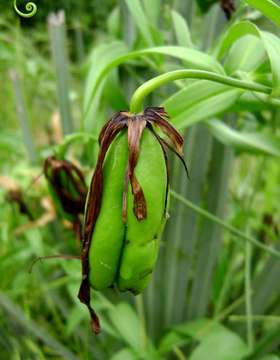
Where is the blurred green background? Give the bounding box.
[1,0,280,359]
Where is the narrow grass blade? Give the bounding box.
[0,292,77,360]
[9,70,37,163]
[245,0,280,28]
[164,124,212,326]
[73,22,85,65]
[187,137,233,319]
[48,11,74,135]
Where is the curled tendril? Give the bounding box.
[13,0,37,18]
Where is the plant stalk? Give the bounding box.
[129,69,271,113]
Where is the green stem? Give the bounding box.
[173,346,187,360]
[245,241,254,351]
[55,132,97,157]
[170,190,280,259]
[129,70,271,113]
[135,295,147,352]
[10,70,37,164]
[229,315,280,323]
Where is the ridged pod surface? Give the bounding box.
[117,129,167,294]
[88,132,128,290]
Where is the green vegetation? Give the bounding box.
[1,0,280,358]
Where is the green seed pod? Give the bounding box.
[88,132,128,290]
[117,129,167,294]
[78,107,188,334]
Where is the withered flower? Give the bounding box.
[78,107,188,334]
[6,189,33,220]
[44,156,88,238]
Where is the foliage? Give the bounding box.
[1,0,280,359]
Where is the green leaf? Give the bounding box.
[124,0,156,46]
[108,302,141,353]
[0,133,24,156]
[84,45,224,130]
[0,292,78,360]
[84,41,128,112]
[159,319,210,354]
[103,68,128,110]
[223,35,265,74]
[245,0,280,28]
[110,348,137,360]
[160,319,248,358]
[159,330,191,354]
[260,355,280,360]
[65,307,85,336]
[217,21,280,95]
[163,81,241,129]
[171,10,193,48]
[230,93,280,113]
[261,32,280,95]
[107,6,121,38]
[189,324,248,360]
[143,46,223,74]
[207,120,280,156]
[217,21,260,60]
[142,0,161,26]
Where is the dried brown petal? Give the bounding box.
[127,117,147,221]
[144,107,184,156]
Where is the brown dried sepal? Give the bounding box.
[78,107,188,334]
[44,156,87,218]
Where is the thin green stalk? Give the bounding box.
[170,190,280,259]
[173,346,187,360]
[9,70,37,163]
[245,241,254,351]
[214,243,240,316]
[191,295,246,339]
[135,295,147,352]
[252,245,280,314]
[246,326,280,359]
[129,69,271,113]
[229,315,280,323]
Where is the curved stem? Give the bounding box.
[55,132,98,158]
[170,190,280,259]
[129,70,272,113]
[13,0,37,18]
